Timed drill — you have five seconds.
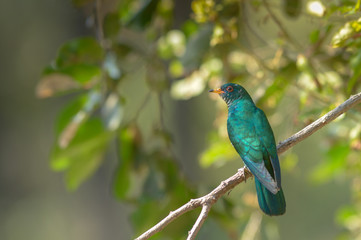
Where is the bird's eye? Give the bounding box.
[226,86,233,92]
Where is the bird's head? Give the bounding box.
[209,83,251,106]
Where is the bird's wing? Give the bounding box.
[227,116,279,194]
[254,108,281,187]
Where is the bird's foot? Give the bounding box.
[238,167,247,182]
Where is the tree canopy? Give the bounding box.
[37,0,361,239]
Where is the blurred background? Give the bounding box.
[1,0,361,240]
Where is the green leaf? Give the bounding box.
[54,95,88,137]
[65,151,104,190]
[51,119,113,190]
[113,126,146,200]
[181,20,199,38]
[283,0,302,18]
[181,23,214,71]
[200,133,238,167]
[132,201,164,234]
[309,29,320,44]
[282,153,299,172]
[42,64,101,87]
[331,17,361,48]
[169,60,184,77]
[310,142,350,184]
[192,0,216,23]
[170,69,207,100]
[59,64,101,85]
[103,12,121,38]
[127,0,160,30]
[113,128,134,200]
[157,30,186,59]
[55,37,104,68]
[336,205,359,226]
[40,37,104,90]
[57,91,102,148]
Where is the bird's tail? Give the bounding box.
[255,178,286,216]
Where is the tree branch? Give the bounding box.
[187,204,211,240]
[262,0,302,51]
[135,91,361,240]
[277,92,361,154]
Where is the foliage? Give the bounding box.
[37,0,361,239]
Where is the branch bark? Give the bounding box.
[135,91,361,240]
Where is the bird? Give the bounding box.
[209,83,286,216]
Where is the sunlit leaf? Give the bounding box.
[54,95,88,137]
[104,52,122,80]
[101,93,124,131]
[157,30,186,59]
[331,17,361,48]
[169,60,184,77]
[336,205,359,226]
[58,91,102,148]
[192,0,216,23]
[170,69,207,100]
[306,1,326,17]
[36,73,81,98]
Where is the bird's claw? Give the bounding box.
[238,167,248,182]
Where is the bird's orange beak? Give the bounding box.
[209,88,224,94]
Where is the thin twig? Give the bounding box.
[187,204,212,240]
[240,211,263,240]
[135,168,252,240]
[262,0,302,51]
[128,91,152,124]
[241,1,269,47]
[158,93,165,130]
[135,91,361,240]
[262,0,323,90]
[95,0,105,48]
